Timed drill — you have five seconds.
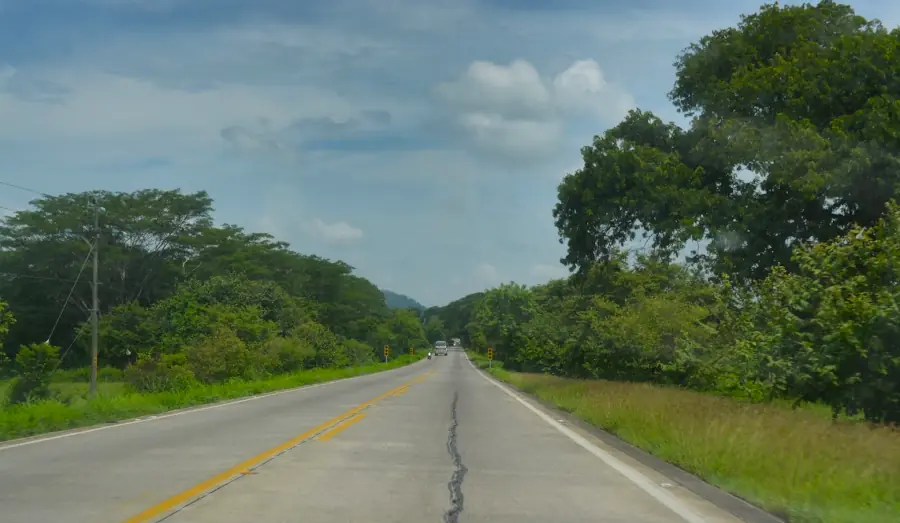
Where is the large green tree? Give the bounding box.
[0,189,213,354]
[554,1,900,281]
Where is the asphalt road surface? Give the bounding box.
[0,349,748,523]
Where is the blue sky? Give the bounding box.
[0,0,897,306]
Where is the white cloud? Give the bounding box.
[436,58,634,158]
[552,59,635,122]
[311,218,364,243]
[436,59,553,120]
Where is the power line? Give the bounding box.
[51,326,87,375]
[0,179,48,197]
[0,178,43,217]
[45,240,95,344]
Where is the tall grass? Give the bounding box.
[0,356,419,442]
[467,352,900,523]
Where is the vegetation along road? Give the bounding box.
[1,2,898,522]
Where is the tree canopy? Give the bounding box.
[553,0,900,281]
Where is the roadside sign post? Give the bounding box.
[409,346,414,359]
[488,347,493,369]
[384,345,390,364]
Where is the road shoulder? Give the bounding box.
[468,359,784,523]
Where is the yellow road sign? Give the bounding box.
[409,347,414,356]
[384,345,390,356]
[487,347,493,360]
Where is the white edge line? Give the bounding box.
[0,361,423,452]
[465,355,709,523]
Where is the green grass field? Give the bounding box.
[0,356,420,442]
[467,352,899,523]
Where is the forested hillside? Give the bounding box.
[430,1,900,425]
[0,188,428,405]
[381,290,425,311]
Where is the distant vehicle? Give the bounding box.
[434,340,448,356]
[451,338,461,347]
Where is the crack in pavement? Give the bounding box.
[443,391,468,523]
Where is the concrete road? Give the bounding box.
[0,349,747,523]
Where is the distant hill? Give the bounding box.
[381,289,425,310]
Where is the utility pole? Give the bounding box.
[90,200,99,398]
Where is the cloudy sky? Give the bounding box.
[0,0,897,306]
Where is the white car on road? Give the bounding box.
[434,340,448,356]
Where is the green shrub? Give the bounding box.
[5,377,26,404]
[292,322,347,368]
[258,336,316,374]
[156,302,279,351]
[344,339,375,365]
[123,352,197,393]
[8,343,60,404]
[183,328,254,383]
[90,301,156,368]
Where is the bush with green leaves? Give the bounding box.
[154,302,279,352]
[92,301,155,368]
[82,275,302,368]
[123,352,197,393]
[257,336,316,375]
[183,327,255,384]
[742,204,900,423]
[8,342,60,404]
[152,274,311,338]
[343,338,375,365]
[292,322,346,368]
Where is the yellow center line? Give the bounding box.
[391,386,410,396]
[414,371,435,383]
[122,375,425,523]
[317,412,367,441]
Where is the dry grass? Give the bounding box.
[469,354,900,523]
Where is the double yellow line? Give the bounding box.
[317,412,368,441]
[124,373,431,522]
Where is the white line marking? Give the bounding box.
[0,362,422,452]
[466,356,708,523]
